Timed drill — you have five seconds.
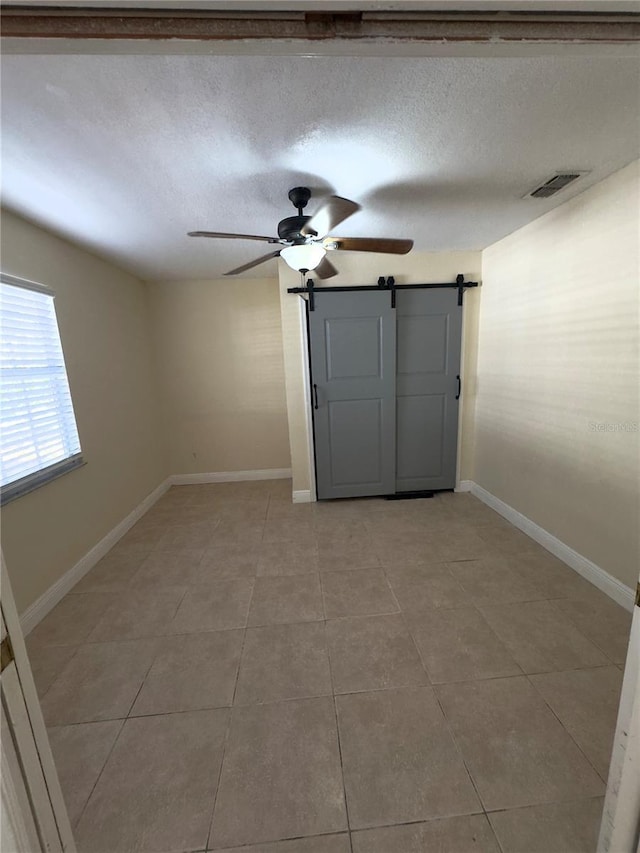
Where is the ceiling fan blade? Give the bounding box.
[314,256,339,280]
[189,231,278,242]
[324,237,413,255]
[300,196,361,238]
[224,250,282,276]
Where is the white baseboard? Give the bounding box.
[292,490,313,504]
[20,478,171,635]
[171,468,292,486]
[19,469,295,634]
[455,480,473,493]
[468,481,635,612]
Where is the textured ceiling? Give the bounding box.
[1,53,638,280]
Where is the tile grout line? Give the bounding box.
[230,598,254,707]
[43,661,623,724]
[390,589,436,687]
[401,612,438,685]
[479,596,618,671]
[323,582,354,851]
[205,491,264,852]
[485,792,607,853]
[544,597,622,666]
[523,671,612,786]
[71,716,127,833]
[124,636,170,719]
[204,703,235,852]
[378,562,404,616]
[34,643,83,706]
[332,686,354,850]
[485,792,609,816]
[485,811,509,853]
[318,557,355,852]
[203,828,352,852]
[469,601,525,677]
[429,682,489,820]
[377,549,456,687]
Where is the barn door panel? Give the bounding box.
[395,288,462,492]
[309,291,396,500]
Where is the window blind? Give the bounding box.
[0,275,83,504]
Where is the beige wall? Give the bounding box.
[148,278,291,475]
[475,160,639,589]
[0,211,167,613]
[7,160,635,610]
[278,250,482,493]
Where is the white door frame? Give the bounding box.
[598,582,640,853]
[1,555,76,852]
[1,660,42,852]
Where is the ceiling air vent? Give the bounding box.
[527,172,587,199]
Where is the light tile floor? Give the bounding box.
[27,481,632,853]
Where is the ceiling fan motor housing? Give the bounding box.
[277,215,313,242]
[288,186,311,210]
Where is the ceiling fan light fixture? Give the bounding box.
[280,243,326,272]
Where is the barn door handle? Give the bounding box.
[455,375,461,400]
[313,383,319,410]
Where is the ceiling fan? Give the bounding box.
[188,186,413,279]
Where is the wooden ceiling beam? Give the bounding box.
[1,8,639,43]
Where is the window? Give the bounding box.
[0,273,83,504]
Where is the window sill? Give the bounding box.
[0,455,86,506]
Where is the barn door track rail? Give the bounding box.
[287,273,479,310]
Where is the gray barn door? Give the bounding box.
[395,289,462,492]
[309,291,396,499]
